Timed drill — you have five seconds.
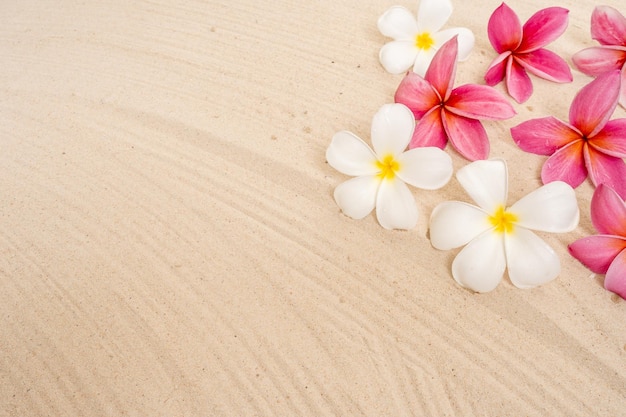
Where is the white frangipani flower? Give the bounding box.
[378,0,475,76]
[326,103,453,230]
[429,159,579,292]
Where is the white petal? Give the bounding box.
[412,48,437,77]
[371,103,415,157]
[416,0,453,32]
[509,181,580,233]
[326,131,378,176]
[430,202,492,250]
[452,231,506,293]
[433,27,475,61]
[334,175,379,220]
[379,41,418,74]
[504,227,560,289]
[396,146,452,190]
[456,159,508,213]
[375,179,418,230]
[377,6,418,40]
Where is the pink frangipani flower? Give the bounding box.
[569,184,626,299]
[485,3,573,103]
[394,36,515,161]
[572,5,626,109]
[511,70,626,198]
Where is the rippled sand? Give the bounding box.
[1,0,625,415]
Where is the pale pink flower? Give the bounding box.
[569,184,626,299]
[485,3,572,103]
[395,37,515,161]
[511,70,626,198]
[572,5,626,109]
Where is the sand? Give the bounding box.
[1,0,625,415]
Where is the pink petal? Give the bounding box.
[442,111,489,161]
[568,235,626,274]
[511,116,581,155]
[590,183,626,236]
[394,72,441,119]
[572,46,626,76]
[588,119,626,158]
[584,146,626,199]
[409,107,447,149]
[484,53,510,85]
[515,49,572,83]
[541,140,587,188]
[487,3,522,53]
[591,5,626,47]
[605,248,626,299]
[619,65,626,109]
[506,58,533,103]
[424,36,458,101]
[569,70,621,137]
[518,7,569,53]
[445,84,516,120]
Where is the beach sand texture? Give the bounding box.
[1,0,625,415]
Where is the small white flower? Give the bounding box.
[429,159,579,292]
[326,103,453,230]
[378,0,475,76]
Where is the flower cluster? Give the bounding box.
[325,1,626,299]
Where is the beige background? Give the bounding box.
[1,0,625,415]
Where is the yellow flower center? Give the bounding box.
[376,154,400,181]
[415,32,435,50]
[488,205,518,234]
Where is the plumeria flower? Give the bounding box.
[377,0,474,76]
[429,159,579,293]
[572,5,626,109]
[485,3,572,103]
[511,70,626,199]
[569,184,626,299]
[326,103,453,230]
[395,36,516,161]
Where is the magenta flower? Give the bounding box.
[394,37,515,161]
[511,70,626,198]
[484,3,572,103]
[572,5,626,109]
[569,184,626,300]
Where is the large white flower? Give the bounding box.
[326,103,453,230]
[429,159,579,292]
[378,0,475,76]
